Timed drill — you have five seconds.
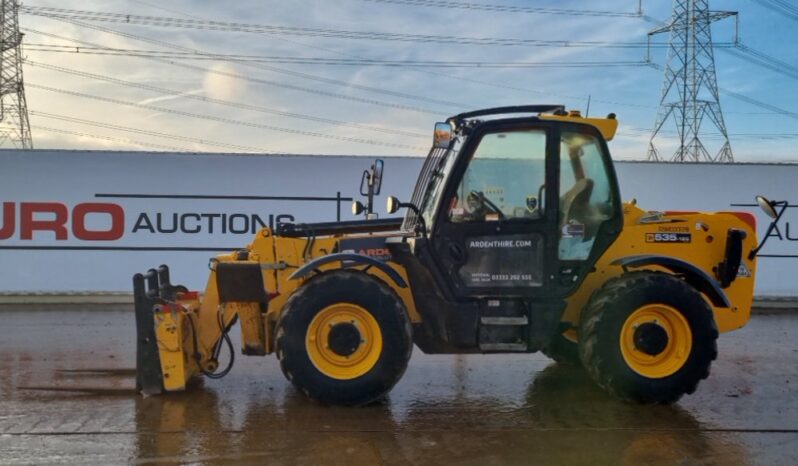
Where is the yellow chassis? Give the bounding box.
[135,202,757,393]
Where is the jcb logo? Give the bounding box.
[0,202,125,241]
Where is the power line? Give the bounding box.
[721,133,798,140]
[24,45,652,68]
[34,1,789,144]
[25,60,428,139]
[35,2,796,124]
[125,0,470,109]
[26,83,429,151]
[125,0,676,111]
[642,10,797,83]
[30,110,283,153]
[646,62,796,121]
[30,3,796,146]
[27,22,656,114]
[640,11,796,125]
[33,125,202,152]
[358,0,643,17]
[621,126,798,140]
[720,89,798,120]
[41,18,662,112]
[751,0,798,22]
[21,6,692,48]
[720,44,798,81]
[23,22,447,115]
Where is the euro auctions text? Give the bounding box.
[0,201,294,241]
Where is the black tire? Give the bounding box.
[276,270,413,406]
[541,331,581,366]
[578,271,718,404]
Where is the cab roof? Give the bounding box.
[447,105,619,141]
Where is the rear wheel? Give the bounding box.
[578,271,718,404]
[276,270,412,406]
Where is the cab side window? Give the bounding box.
[558,130,614,260]
[449,129,547,223]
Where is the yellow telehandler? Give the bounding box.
[134,105,778,405]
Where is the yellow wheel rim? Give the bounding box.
[619,304,692,379]
[306,303,383,380]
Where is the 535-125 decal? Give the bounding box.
[645,232,692,243]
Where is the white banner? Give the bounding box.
[0,150,795,296]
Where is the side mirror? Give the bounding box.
[749,195,788,259]
[433,122,453,149]
[756,195,778,220]
[352,200,365,216]
[386,196,401,214]
[356,159,386,218]
[372,159,384,195]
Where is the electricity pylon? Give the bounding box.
[0,0,32,149]
[648,0,735,162]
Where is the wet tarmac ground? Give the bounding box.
[0,308,796,465]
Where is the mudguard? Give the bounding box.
[288,252,408,288]
[612,254,730,308]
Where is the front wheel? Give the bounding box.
[578,271,718,404]
[276,270,413,406]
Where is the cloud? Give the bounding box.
[203,63,248,101]
[138,88,204,106]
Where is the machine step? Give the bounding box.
[479,342,528,352]
[480,316,528,326]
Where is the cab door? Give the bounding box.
[430,122,559,298]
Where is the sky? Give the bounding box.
[9,0,798,161]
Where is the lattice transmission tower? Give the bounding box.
[0,0,31,148]
[648,0,735,162]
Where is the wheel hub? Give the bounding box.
[633,322,669,356]
[328,322,362,357]
[619,304,693,379]
[305,303,383,380]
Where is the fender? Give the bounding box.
[288,252,408,288]
[612,255,730,308]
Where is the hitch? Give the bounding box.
[133,261,272,395]
[133,265,180,395]
[134,264,208,394]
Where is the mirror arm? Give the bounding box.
[398,201,426,237]
[749,201,788,260]
[367,177,375,216]
[409,204,427,237]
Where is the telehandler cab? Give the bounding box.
[134,105,769,405]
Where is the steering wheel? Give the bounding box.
[468,190,506,220]
[559,178,594,229]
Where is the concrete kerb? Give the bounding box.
[0,292,134,305]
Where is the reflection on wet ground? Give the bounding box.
[0,309,796,465]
